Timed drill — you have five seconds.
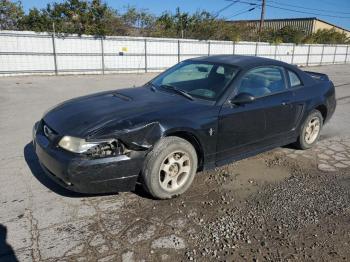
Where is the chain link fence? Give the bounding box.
[0,30,349,76]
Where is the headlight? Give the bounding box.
[58,136,109,153]
[58,136,124,157]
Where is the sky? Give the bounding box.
[21,0,350,30]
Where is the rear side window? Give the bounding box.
[216,66,224,74]
[288,70,302,87]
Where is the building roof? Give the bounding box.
[230,17,317,23]
[227,17,350,33]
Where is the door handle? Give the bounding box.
[281,100,290,106]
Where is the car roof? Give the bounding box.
[188,55,292,69]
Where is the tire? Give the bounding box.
[295,110,323,150]
[142,136,198,199]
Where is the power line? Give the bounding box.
[266,4,350,19]
[318,0,350,8]
[227,7,259,19]
[223,0,261,19]
[267,0,350,15]
[215,0,241,17]
[234,0,262,7]
[233,0,350,19]
[270,0,350,11]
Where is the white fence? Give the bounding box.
[0,30,349,76]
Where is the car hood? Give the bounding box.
[43,86,194,138]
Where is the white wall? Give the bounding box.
[0,31,349,76]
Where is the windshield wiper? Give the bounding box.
[159,84,194,101]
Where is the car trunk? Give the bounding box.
[303,71,329,82]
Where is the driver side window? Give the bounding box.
[237,66,286,98]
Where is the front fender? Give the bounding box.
[88,115,218,163]
[89,121,164,150]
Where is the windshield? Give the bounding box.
[151,61,239,101]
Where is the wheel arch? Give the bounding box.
[314,104,327,123]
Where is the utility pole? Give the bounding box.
[51,21,58,75]
[258,0,266,41]
[52,21,56,36]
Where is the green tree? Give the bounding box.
[87,0,125,36]
[151,12,177,38]
[310,29,350,44]
[22,0,125,36]
[121,6,138,27]
[121,6,155,36]
[21,8,51,32]
[0,0,24,30]
[151,9,245,41]
[6,0,350,44]
[260,26,307,44]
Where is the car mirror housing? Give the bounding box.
[229,92,255,105]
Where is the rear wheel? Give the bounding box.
[296,110,323,150]
[142,136,198,199]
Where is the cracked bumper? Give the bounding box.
[33,132,144,194]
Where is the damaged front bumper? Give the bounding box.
[33,123,145,194]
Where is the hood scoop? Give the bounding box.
[112,92,132,101]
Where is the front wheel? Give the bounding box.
[296,110,323,150]
[142,136,198,199]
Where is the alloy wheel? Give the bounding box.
[304,117,321,144]
[159,151,191,192]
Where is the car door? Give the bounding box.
[216,68,269,164]
[216,65,301,164]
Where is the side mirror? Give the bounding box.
[229,92,255,105]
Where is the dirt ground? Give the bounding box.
[0,64,350,262]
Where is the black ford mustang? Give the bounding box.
[33,55,336,199]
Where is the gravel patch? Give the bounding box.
[186,166,350,261]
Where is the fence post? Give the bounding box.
[144,39,147,73]
[51,34,58,75]
[291,44,296,65]
[232,41,235,55]
[333,45,338,64]
[306,44,311,66]
[345,45,349,64]
[208,41,210,56]
[177,40,180,63]
[100,37,105,75]
[255,42,259,56]
[274,44,278,59]
[320,44,325,65]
